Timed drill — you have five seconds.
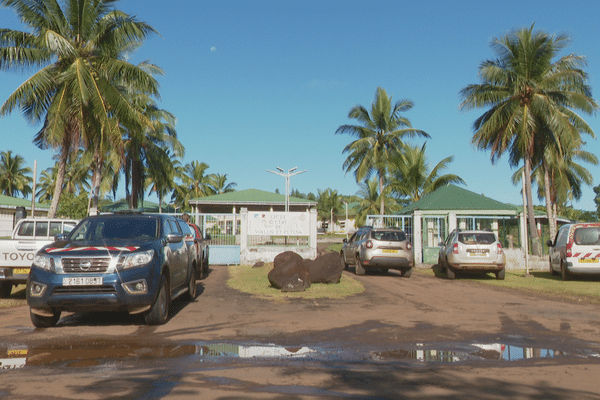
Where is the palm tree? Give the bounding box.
[336,87,429,215]
[317,188,342,233]
[354,178,398,227]
[209,173,237,195]
[122,89,182,209]
[173,161,215,210]
[1,0,159,217]
[387,143,465,203]
[459,24,597,255]
[0,150,32,197]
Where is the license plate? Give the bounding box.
[579,259,599,263]
[468,249,488,257]
[381,249,398,254]
[63,277,103,286]
[13,268,30,275]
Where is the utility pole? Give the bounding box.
[267,167,307,212]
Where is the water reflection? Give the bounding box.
[373,343,574,363]
[0,342,315,371]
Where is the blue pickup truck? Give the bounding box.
[26,212,197,327]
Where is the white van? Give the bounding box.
[547,223,600,280]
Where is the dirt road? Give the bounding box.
[1,263,600,399]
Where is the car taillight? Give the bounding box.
[566,242,572,258]
[406,242,412,250]
[497,243,503,255]
[452,243,458,254]
[366,240,373,249]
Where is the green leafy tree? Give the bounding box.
[209,173,237,195]
[0,150,32,197]
[1,0,159,217]
[459,24,597,255]
[56,191,88,220]
[317,188,342,233]
[173,161,215,210]
[336,87,429,215]
[387,143,465,203]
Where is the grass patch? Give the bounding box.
[325,243,343,253]
[227,264,364,301]
[420,266,600,304]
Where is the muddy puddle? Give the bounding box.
[1,337,599,371]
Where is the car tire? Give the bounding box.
[30,308,60,328]
[496,268,505,280]
[561,262,571,281]
[355,256,366,276]
[401,268,413,278]
[0,282,12,298]
[145,275,170,325]
[437,255,446,272]
[185,266,197,301]
[340,252,349,270]
[202,255,209,278]
[549,257,558,276]
[446,267,456,280]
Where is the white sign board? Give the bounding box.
[248,212,309,236]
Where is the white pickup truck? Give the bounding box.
[0,218,78,298]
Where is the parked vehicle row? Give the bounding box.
[26,211,210,328]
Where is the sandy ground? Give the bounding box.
[1,251,600,399]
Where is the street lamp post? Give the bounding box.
[267,167,307,212]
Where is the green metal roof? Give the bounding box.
[189,189,316,205]
[0,194,49,209]
[397,185,518,215]
[100,199,176,213]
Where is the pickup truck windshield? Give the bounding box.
[70,217,159,242]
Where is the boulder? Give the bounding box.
[305,252,344,284]
[268,251,310,291]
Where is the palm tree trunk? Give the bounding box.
[47,145,69,218]
[524,157,542,256]
[542,160,557,240]
[378,173,385,215]
[90,149,103,215]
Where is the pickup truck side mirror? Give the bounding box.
[546,239,554,247]
[54,233,68,242]
[167,233,184,243]
[204,234,212,241]
[342,238,347,243]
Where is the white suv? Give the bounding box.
[547,223,600,280]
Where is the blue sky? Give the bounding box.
[2,0,600,210]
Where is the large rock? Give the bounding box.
[268,251,310,291]
[305,252,344,284]
[268,251,344,292]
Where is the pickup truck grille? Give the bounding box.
[53,286,116,295]
[61,257,111,273]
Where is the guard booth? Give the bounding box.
[189,189,317,265]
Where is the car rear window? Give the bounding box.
[371,230,406,241]
[458,233,496,245]
[573,227,600,245]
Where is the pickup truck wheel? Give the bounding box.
[355,256,366,276]
[401,268,413,278]
[185,266,197,301]
[0,282,12,298]
[145,276,169,325]
[30,308,60,328]
[202,256,209,278]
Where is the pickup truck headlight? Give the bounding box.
[119,250,154,270]
[32,254,53,272]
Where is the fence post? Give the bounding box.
[413,210,422,265]
[240,208,248,264]
[310,208,318,259]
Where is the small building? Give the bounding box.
[0,194,50,236]
[189,189,317,265]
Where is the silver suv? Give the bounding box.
[438,229,506,280]
[340,226,413,277]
